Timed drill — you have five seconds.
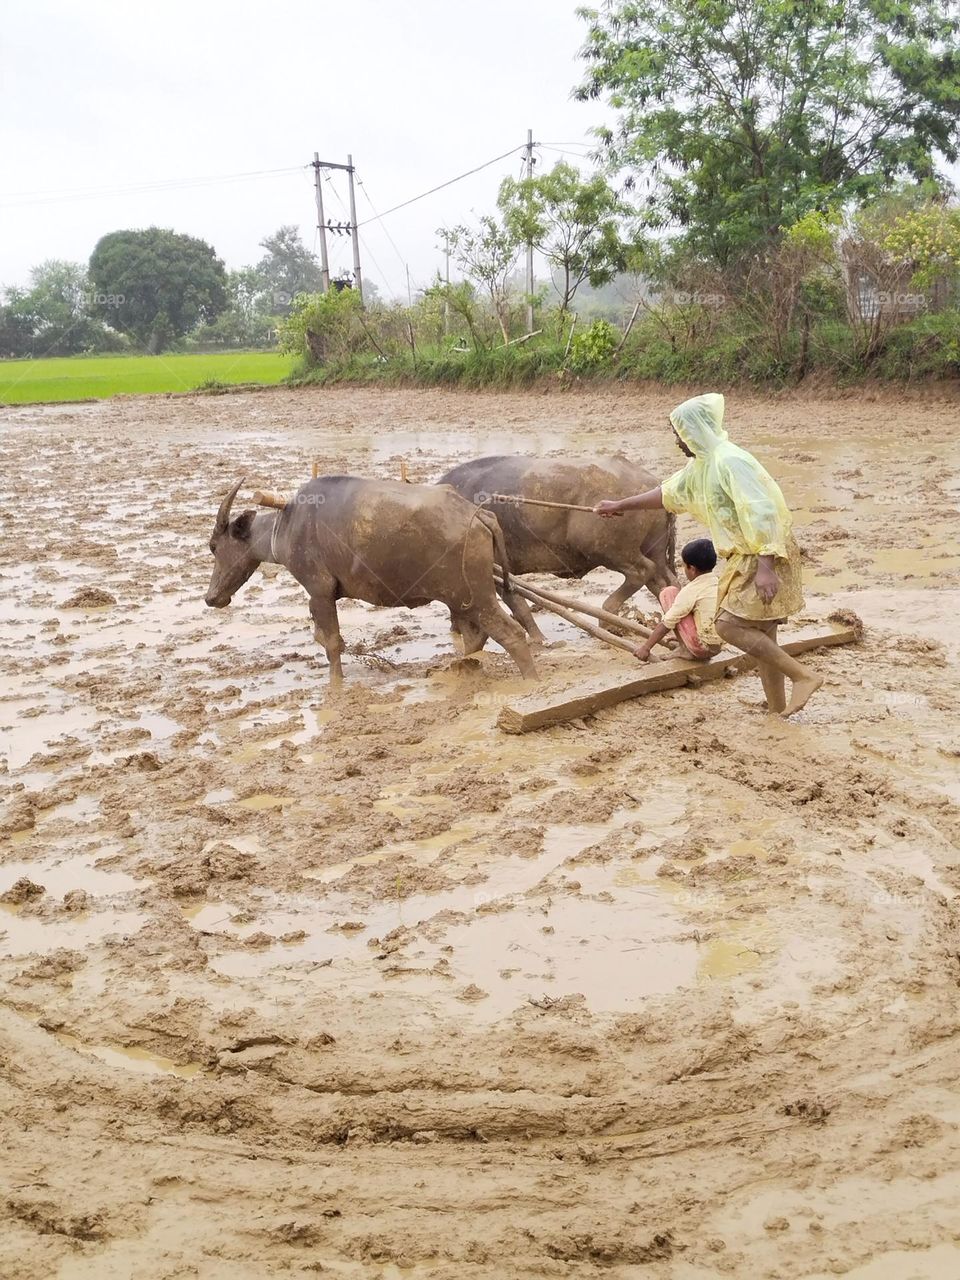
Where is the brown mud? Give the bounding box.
[1,385,959,1278]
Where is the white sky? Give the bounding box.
[1,0,609,299]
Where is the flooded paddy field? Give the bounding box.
[2,384,960,1278]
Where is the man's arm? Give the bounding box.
[754,554,780,604]
[593,486,664,517]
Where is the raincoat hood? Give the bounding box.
[660,391,793,560]
[669,393,728,458]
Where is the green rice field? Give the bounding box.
[0,351,294,404]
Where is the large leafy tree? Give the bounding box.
[499,160,627,316]
[89,228,228,350]
[576,0,960,265]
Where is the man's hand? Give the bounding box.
[594,499,624,517]
[754,558,780,604]
[632,643,654,663]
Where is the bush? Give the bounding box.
[875,310,960,380]
[567,319,618,373]
[279,288,366,364]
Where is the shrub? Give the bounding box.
[567,319,618,373]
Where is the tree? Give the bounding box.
[576,0,960,265]
[255,226,323,312]
[1,260,119,357]
[499,161,627,319]
[441,215,520,342]
[88,228,228,351]
[192,269,277,348]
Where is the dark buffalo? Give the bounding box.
[205,476,538,683]
[438,456,677,636]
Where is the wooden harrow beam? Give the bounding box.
[496,622,859,734]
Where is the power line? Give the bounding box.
[355,143,526,227]
[355,175,409,277]
[0,165,306,210]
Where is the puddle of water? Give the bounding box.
[803,1243,960,1280]
[0,906,145,955]
[53,1032,204,1079]
[0,854,139,900]
[186,795,698,1001]
[0,702,107,771]
[203,787,236,805]
[234,792,289,811]
[698,927,773,980]
[310,822,487,885]
[418,883,699,1016]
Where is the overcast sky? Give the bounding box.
[1,0,610,299]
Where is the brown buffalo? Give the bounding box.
[205,476,537,683]
[438,455,677,639]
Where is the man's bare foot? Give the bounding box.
[781,673,824,718]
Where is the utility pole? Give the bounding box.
[312,152,331,294]
[525,128,535,334]
[346,153,363,306]
[310,152,363,305]
[444,241,450,335]
[406,264,413,307]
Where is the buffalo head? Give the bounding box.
[205,476,261,607]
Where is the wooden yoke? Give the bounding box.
[251,490,288,509]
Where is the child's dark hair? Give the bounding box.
[681,537,717,572]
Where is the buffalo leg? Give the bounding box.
[601,549,668,613]
[456,615,488,656]
[309,593,344,685]
[476,604,538,680]
[601,574,647,615]
[499,586,547,644]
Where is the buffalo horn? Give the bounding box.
[214,476,245,533]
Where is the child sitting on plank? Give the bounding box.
[633,538,722,663]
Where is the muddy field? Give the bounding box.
[1,384,959,1279]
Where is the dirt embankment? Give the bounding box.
[1,386,959,1278]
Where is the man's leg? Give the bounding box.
[715,611,823,717]
[754,619,786,713]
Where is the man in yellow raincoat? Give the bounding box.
[594,392,822,717]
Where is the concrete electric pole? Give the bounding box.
[312,152,331,294]
[310,153,363,306]
[525,128,535,334]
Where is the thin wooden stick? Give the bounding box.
[487,493,597,513]
[614,301,641,357]
[311,461,319,479]
[497,576,675,655]
[503,581,641,656]
[563,313,578,359]
[504,328,543,347]
[502,576,656,640]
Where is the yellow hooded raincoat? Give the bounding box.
[660,393,804,621]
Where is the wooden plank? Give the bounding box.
[496,623,858,734]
